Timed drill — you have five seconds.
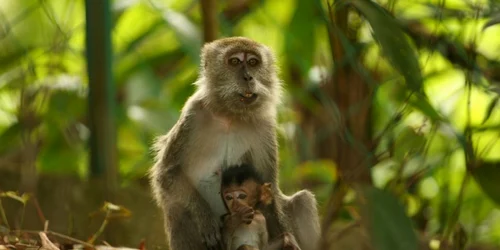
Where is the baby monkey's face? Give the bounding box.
[223,180,259,212]
[222,179,273,213]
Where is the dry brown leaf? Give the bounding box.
[38,232,59,250]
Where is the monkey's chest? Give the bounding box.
[187,131,254,217]
[231,224,262,250]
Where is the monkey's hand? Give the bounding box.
[198,214,224,250]
[225,206,255,233]
[282,232,301,250]
[238,206,255,225]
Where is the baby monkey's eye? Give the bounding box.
[237,193,247,199]
[229,58,241,66]
[247,58,259,66]
[225,194,233,200]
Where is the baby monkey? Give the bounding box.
[221,164,300,250]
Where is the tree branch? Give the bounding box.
[200,0,218,42]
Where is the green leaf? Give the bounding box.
[160,9,201,63]
[45,84,86,124]
[38,124,84,173]
[394,126,426,161]
[121,21,164,55]
[360,186,419,250]
[483,13,500,30]
[352,0,423,93]
[408,93,443,121]
[471,161,500,206]
[115,49,185,85]
[0,191,30,204]
[285,0,317,75]
[481,96,499,124]
[0,49,29,75]
[296,160,337,184]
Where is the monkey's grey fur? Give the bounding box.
[149,37,320,250]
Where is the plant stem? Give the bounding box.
[87,209,111,244]
[0,197,10,229]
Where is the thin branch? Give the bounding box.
[0,197,10,229]
[13,230,95,249]
[31,196,46,226]
[333,220,361,240]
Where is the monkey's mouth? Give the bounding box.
[238,92,258,104]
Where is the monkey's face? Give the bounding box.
[200,37,281,115]
[222,179,259,212]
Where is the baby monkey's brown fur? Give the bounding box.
[222,180,271,250]
[221,164,299,250]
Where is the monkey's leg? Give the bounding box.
[236,245,259,250]
[261,199,289,240]
[284,190,320,250]
[153,166,224,250]
[164,203,206,250]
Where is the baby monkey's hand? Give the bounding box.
[234,206,254,225]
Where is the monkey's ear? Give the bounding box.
[260,183,273,205]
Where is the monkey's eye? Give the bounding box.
[228,58,241,66]
[237,193,247,199]
[247,58,259,66]
[225,194,233,201]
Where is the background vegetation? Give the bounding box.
[0,0,500,249]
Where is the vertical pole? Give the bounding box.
[85,0,118,198]
[200,0,218,42]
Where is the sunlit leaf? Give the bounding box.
[351,0,423,93]
[403,194,421,217]
[360,186,418,250]
[0,191,30,204]
[90,201,132,218]
[408,94,443,121]
[471,161,500,206]
[160,9,201,62]
[483,13,500,30]
[296,160,337,184]
[121,21,164,55]
[481,96,499,124]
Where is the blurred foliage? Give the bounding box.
[1,0,500,249]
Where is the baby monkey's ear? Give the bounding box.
[260,183,273,205]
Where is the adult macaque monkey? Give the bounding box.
[221,164,300,250]
[150,37,320,250]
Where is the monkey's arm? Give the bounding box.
[223,206,254,236]
[222,214,240,250]
[254,212,268,250]
[223,213,242,236]
[150,112,224,249]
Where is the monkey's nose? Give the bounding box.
[243,72,253,81]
